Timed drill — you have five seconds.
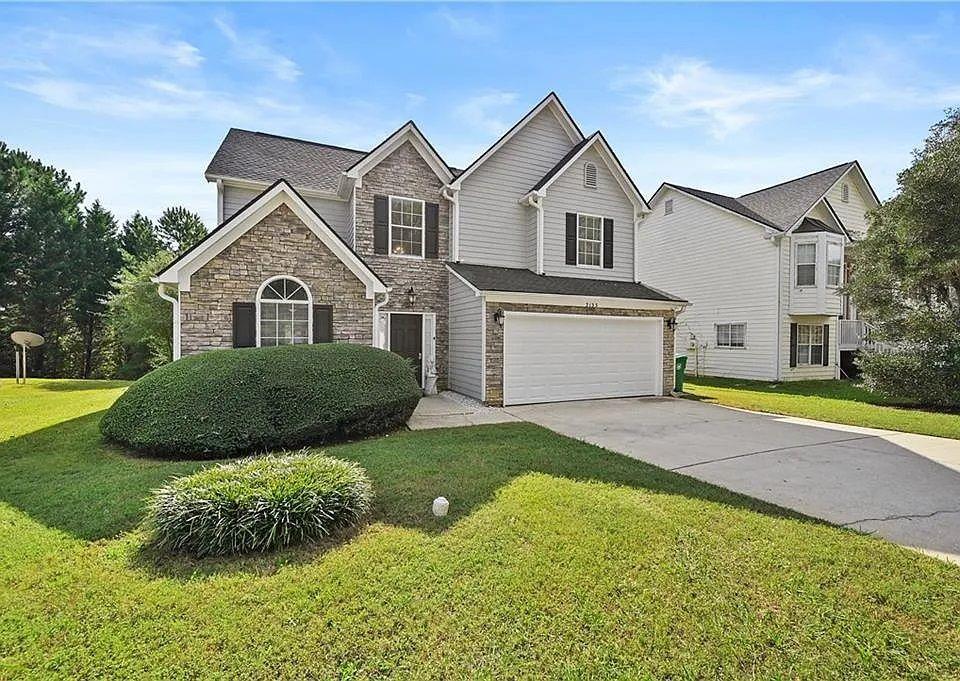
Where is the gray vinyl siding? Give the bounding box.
[448,272,484,399]
[525,205,538,271]
[541,148,635,281]
[457,109,576,268]
[221,183,351,243]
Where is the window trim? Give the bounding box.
[255,275,313,347]
[795,240,818,288]
[796,323,824,366]
[575,212,605,269]
[388,195,426,260]
[715,322,747,349]
[826,240,843,288]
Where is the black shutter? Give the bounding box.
[822,323,830,366]
[374,195,389,254]
[425,202,439,259]
[232,302,256,348]
[602,218,614,269]
[565,212,577,265]
[313,305,333,343]
[789,323,798,368]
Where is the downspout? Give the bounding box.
[373,288,392,349]
[523,191,545,274]
[441,186,460,262]
[157,283,181,361]
[763,228,783,380]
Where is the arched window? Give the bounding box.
[257,276,312,346]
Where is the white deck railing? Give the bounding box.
[838,319,876,350]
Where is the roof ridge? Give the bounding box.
[738,161,856,199]
[231,128,368,155]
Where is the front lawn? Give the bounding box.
[684,376,960,440]
[1,379,958,677]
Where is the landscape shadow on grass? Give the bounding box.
[27,379,131,393]
[1,415,816,576]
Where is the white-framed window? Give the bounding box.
[664,199,674,215]
[827,242,842,287]
[257,276,311,347]
[796,242,817,287]
[583,161,598,188]
[841,183,850,203]
[577,213,603,267]
[716,323,746,348]
[797,324,824,365]
[389,196,425,258]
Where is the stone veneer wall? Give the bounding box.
[354,140,451,389]
[483,302,676,406]
[180,204,372,355]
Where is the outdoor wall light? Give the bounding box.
[666,317,678,330]
[405,286,416,307]
[493,308,505,326]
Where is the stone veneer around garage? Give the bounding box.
[353,140,451,390]
[179,203,373,356]
[483,302,677,406]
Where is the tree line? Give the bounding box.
[0,142,208,379]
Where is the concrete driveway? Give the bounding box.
[506,397,960,561]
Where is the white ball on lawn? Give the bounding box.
[432,496,449,517]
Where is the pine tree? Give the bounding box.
[157,205,207,254]
[119,212,165,261]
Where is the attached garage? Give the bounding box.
[503,312,663,406]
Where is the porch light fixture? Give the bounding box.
[493,308,505,326]
[666,317,677,330]
[405,286,416,308]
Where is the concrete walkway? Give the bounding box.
[408,392,520,430]
[506,397,960,562]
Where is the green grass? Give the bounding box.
[1,379,959,677]
[684,376,960,440]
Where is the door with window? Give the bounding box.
[389,313,423,387]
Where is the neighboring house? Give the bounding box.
[637,162,880,381]
[155,93,687,406]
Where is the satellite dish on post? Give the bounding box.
[11,331,44,384]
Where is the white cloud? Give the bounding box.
[434,7,497,40]
[405,93,426,110]
[615,59,835,139]
[214,15,301,82]
[454,90,518,136]
[24,26,203,69]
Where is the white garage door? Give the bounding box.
[503,312,662,406]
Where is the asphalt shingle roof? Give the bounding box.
[448,263,685,303]
[736,161,856,229]
[665,184,779,229]
[793,217,844,235]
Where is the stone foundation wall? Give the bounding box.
[483,302,676,406]
[180,204,372,355]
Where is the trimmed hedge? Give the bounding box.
[100,344,421,458]
[147,451,373,556]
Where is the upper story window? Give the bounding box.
[664,199,674,216]
[583,162,598,188]
[577,213,603,267]
[716,323,746,348]
[796,242,817,287]
[841,183,850,203]
[258,276,311,346]
[827,242,842,287]
[390,196,424,258]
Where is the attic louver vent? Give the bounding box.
[664,199,674,215]
[841,183,850,203]
[583,162,598,188]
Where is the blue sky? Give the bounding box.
[2,2,958,228]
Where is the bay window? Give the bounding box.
[827,242,842,287]
[796,242,817,287]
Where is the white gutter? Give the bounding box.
[156,283,181,360]
[216,179,224,224]
[441,186,460,262]
[522,191,545,274]
[373,288,392,349]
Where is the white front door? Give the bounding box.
[502,312,663,406]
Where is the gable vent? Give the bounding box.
[841,183,850,203]
[583,161,598,188]
[664,198,674,215]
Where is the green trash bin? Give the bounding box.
[674,355,687,393]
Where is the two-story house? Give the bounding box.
[637,162,880,381]
[154,93,687,406]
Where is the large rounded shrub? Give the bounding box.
[147,451,373,556]
[100,344,421,457]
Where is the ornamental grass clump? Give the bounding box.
[147,450,373,556]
